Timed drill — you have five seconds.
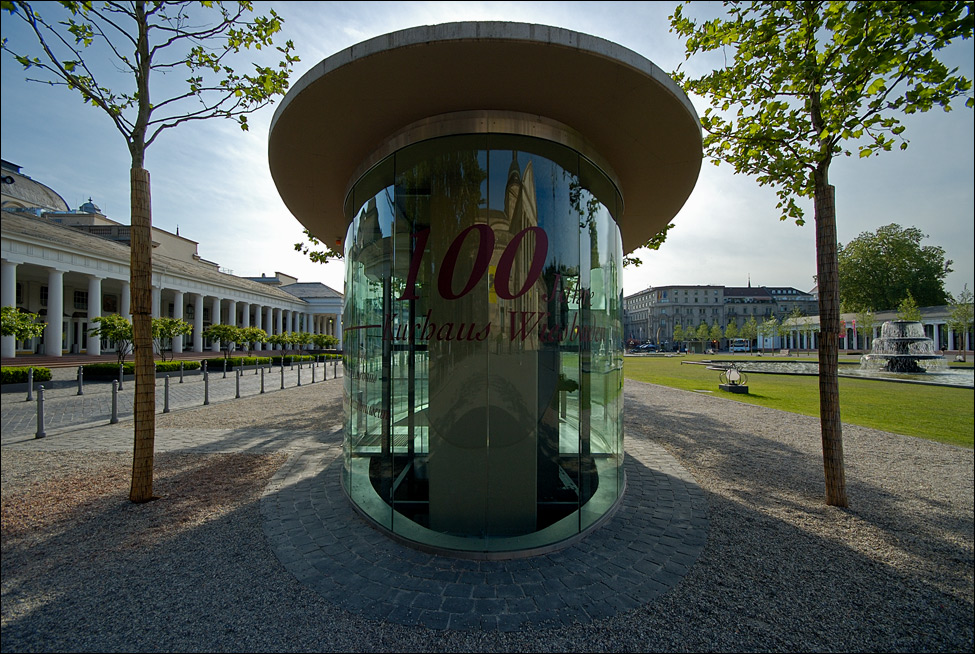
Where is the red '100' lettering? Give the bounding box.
[396,225,548,301]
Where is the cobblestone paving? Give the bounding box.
[1,360,342,442]
[1,363,708,632]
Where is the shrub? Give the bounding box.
[201,356,272,370]
[1,366,52,385]
[155,361,201,373]
[82,361,201,379]
[269,355,316,365]
[83,362,134,379]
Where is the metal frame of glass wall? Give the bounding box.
[342,127,624,556]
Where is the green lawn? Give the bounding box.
[623,354,974,448]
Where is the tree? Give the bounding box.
[896,291,923,321]
[669,1,973,507]
[1,305,46,341]
[741,316,758,351]
[90,313,133,365]
[203,323,242,358]
[294,228,344,265]
[947,285,973,359]
[695,322,710,353]
[709,321,723,351]
[672,323,685,350]
[312,333,339,350]
[838,224,953,311]
[854,309,876,351]
[291,330,313,351]
[151,317,193,361]
[238,326,267,354]
[3,1,298,502]
[265,331,286,353]
[724,319,739,343]
[760,315,779,353]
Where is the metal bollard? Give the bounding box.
[260,366,265,394]
[35,385,46,438]
[179,361,184,383]
[164,374,171,413]
[290,356,294,370]
[312,363,316,384]
[223,358,228,379]
[26,367,34,401]
[118,363,124,391]
[235,368,241,398]
[204,369,210,405]
[297,363,302,387]
[110,380,119,424]
[280,363,285,389]
[77,366,84,396]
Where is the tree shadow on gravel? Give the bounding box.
[0,450,388,654]
[624,382,973,613]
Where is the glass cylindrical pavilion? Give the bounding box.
[342,118,624,554]
[268,22,702,557]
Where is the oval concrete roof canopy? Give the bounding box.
[268,21,702,254]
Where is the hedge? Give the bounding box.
[82,361,202,379]
[1,366,53,385]
[200,355,333,369]
[201,356,273,370]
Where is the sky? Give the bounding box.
[2,1,973,301]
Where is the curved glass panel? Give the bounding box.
[343,134,623,554]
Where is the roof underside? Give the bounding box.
[269,22,702,254]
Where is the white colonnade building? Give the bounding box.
[1,159,342,359]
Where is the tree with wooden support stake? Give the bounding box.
[2,0,298,502]
[669,0,973,506]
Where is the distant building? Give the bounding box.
[625,279,970,353]
[244,273,343,345]
[1,159,342,359]
[634,284,724,348]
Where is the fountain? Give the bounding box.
[860,320,947,373]
[691,320,970,386]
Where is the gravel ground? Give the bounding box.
[1,379,972,652]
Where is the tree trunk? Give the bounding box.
[130,166,156,502]
[814,181,848,507]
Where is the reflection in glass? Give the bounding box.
[343,135,623,554]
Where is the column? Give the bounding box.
[252,303,262,351]
[45,268,64,357]
[120,281,131,320]
[151,285,161,318]
[87,275,103,356]
[335,312,343,351]
[1,260,17,358]
[228,300,238,351]
[192,293,204,352]
[210,297,222,352]
[275,308,283,350]
[172,290,184,355]
[241,302,251,352]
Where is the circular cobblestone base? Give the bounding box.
[261,437,707,631]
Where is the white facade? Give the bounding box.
[1,160,343,359]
